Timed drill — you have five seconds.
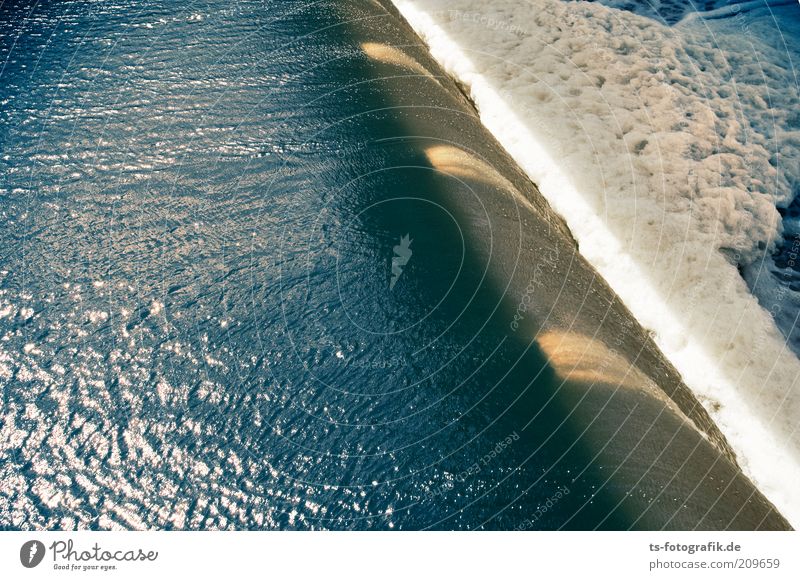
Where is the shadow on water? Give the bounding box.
[310,0,790,529]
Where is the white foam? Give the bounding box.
[390,0,800,525]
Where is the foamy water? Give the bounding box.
[389,0,800,524]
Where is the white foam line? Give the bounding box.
[391,0,800,526]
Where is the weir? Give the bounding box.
[347,0,791,529]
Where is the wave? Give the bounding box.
[388,0,800,525]
[585,0,798,25]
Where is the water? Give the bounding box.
[0,0,789,529]
[588,0,800,355]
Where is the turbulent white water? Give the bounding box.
[390,0,800,525]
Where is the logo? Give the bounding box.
[390,234,413,290]
[20,540,45,568]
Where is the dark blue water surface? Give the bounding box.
[0,0,790,530]
[0,0,569,530]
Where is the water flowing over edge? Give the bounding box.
[386,0,800,526]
